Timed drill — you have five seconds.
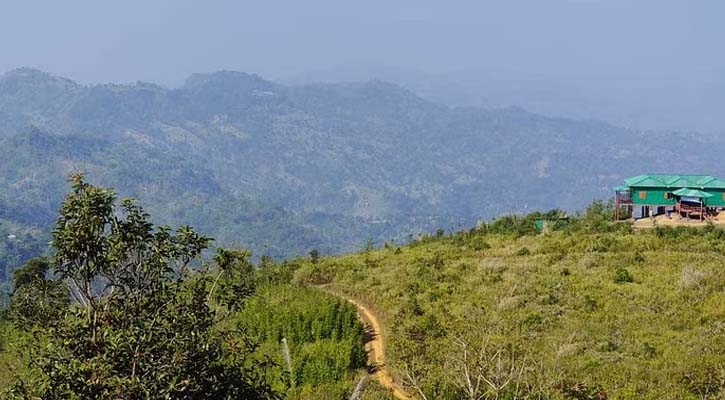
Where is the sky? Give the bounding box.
[2,1,724,132]
[1,0,723,85]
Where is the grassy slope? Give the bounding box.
[295,229,725,399]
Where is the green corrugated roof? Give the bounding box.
[623,174,725,189]
[613,185,630,191]
[672,188,713,198]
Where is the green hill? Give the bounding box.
[1,176,723,398]
[3,67,725,287]
[293,210,725,399]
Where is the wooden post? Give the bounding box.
[615,192,619,221]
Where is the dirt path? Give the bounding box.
[318,287,413,400]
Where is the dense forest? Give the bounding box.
[3,68,725,288]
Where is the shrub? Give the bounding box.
[515,247,531,256]
[469,237,491,251]
[489,214,538,236]
[679,266,706,290]
[524,313,542,328]
[614,267,634,283]
[642,342,657,359]
[309,249,320,264]
[556,381,608,400]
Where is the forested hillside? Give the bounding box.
[2,67,725,286]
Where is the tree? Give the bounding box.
[9,257,68,328]
[8,174,281,399]
[309,249,320,264]
[210,248,256,311]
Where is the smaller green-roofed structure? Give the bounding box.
[614,174,725,221]
[671,188,713,199]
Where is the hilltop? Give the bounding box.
[2,68,725,286]
[294,209,725,399]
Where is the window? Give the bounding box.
[722,193,725,201]
[638,191,647,199]
[665,192,673,199]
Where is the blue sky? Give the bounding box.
[2,0,723,85]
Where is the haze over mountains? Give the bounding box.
[1,66,724,283]
[284,65,725,134]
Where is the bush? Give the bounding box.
[614,267,634,283]
[556,381,608,400]
[309,249,320,264]
[524,313,542,328]
[469,237,491,251]
[678,266,706,290]
[642,342,657,359]
[489,214,537,236]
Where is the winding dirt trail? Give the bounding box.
[318,287,412,400]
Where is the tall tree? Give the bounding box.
[8,174,280,399]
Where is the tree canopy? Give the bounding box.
[6,174,281,399]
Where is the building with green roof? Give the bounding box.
[614,174,725,221]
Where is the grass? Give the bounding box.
[294,228,725,399]
[1,216,722,398]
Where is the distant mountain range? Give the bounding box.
[283,65,725,134]
[1,67,724,284]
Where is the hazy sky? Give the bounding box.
[2,0,723,86]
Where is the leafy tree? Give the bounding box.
[210,248,256,311]
[9,257,68,328]
[7,174,281,399]
[309,249,320,264]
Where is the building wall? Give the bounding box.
[631,188,675,206]
[705,189,725,206]
[631,187,725,207]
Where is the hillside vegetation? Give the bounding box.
[1,178,723,399]
[3,67,725,286]
[0,178,367,399]
[294,206,725,399]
